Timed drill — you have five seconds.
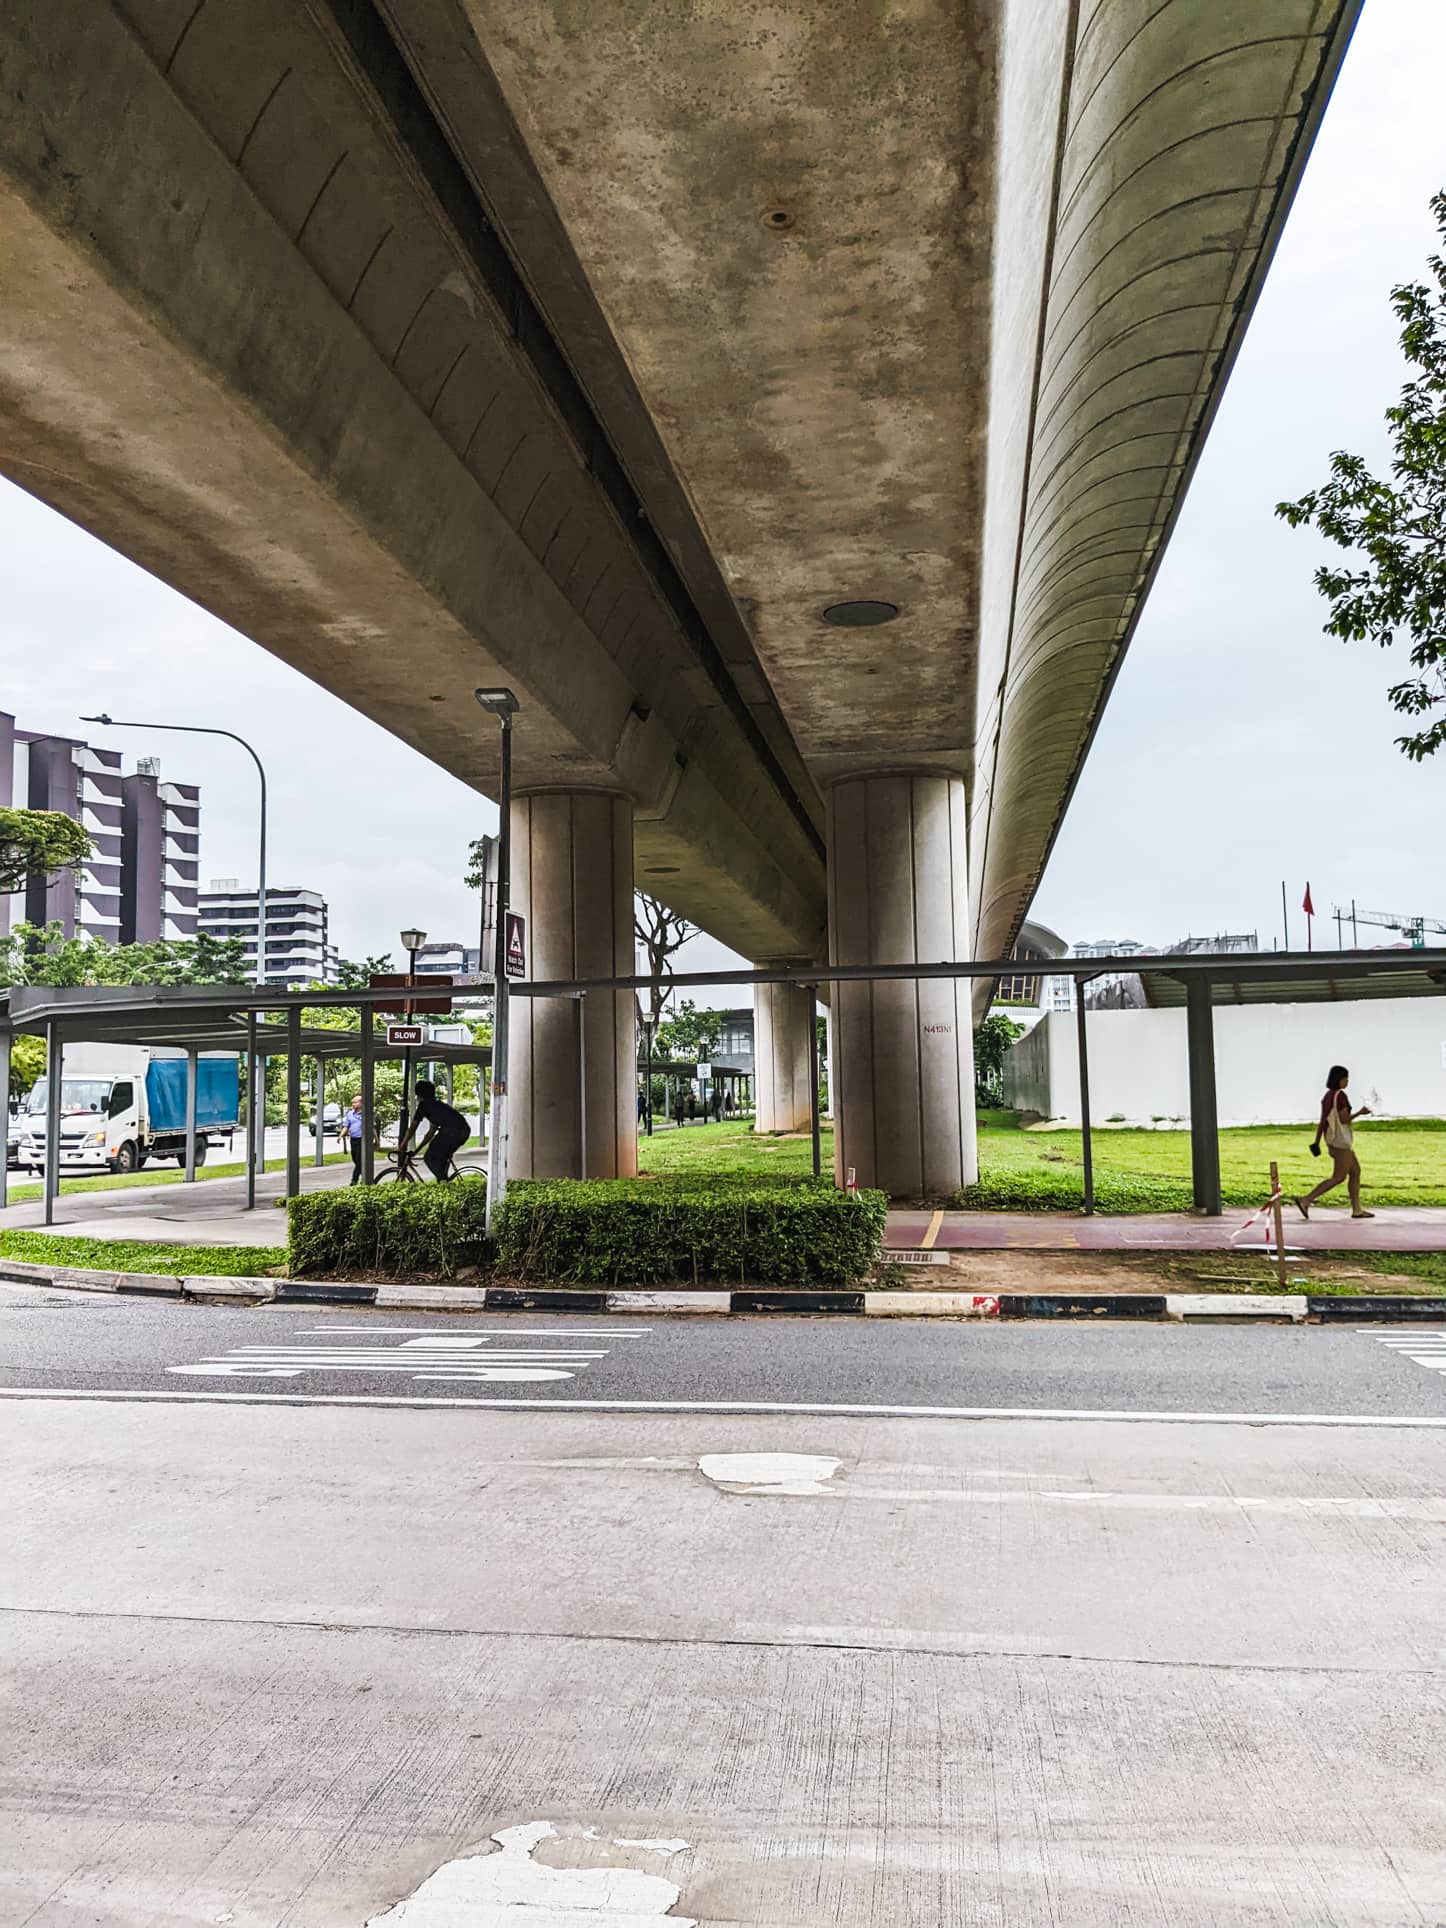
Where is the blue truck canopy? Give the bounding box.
[145,1057,241,1134]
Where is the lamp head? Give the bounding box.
[474,687,519,717]
[79,714,113,726]
[400,927,426,954]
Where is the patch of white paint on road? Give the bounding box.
[698,1452,842,1495]
[613,1839,689,1856]
[367,1819,694,1925]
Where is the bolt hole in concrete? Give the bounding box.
[761,205,794,228]
[697,1452,842,1496]
[367,1820,693,1925]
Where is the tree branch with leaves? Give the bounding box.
[1277,190,1446,761]
[0,808,93,896]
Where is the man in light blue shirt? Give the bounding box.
[342,1094,366,1184]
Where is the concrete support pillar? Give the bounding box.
[753,973,815,1134]
[511,791,636,1179]
[827,772,977,1199]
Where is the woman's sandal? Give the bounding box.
[1293,1196,1310,1221]
[1352,1210,1375,1219]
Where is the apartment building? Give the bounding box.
[198,879,338,984]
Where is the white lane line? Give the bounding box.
[6,1388,1446,1426]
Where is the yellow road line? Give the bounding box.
[921,1209,945,1250]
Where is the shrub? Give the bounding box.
[496,1176,887,1285]
[287,1172,888,1285]
[289,1177,489,1277]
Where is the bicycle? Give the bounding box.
[373,1141,463,1184]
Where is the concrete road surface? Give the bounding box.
[3,1284,1444,1925]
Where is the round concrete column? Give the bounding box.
[827,773,977,1198]
[753,973,815,1134]
[510,791,637,1180]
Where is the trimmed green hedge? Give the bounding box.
[287,1173,887,1285]
[288,1176,491,1278]
[497,1177,886,1285]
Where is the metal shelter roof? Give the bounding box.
[0,984,490,1065]
[1139,952,1446,1009]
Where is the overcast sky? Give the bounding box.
[1,0,1441,980]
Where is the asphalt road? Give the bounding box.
[4,1282,1446,1419]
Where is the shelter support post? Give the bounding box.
[360,1004,375,1184]
[183,1048,198,1182]
[0,1023,10,1212]
[245,1013,258,1211]
[285,1005,301,1200]
[314,1057,326,1167]
[43,1020,61,1227]
[1186,976,1222,1216]
[754,971,816,1134]
[509,791,635,1179]
[1075,982,1094,1217]
[827,773,976,1197]
[806,984,821,1180]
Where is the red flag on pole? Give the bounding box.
[1302,881,1314,951]
[1301,883,1315,916]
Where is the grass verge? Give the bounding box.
[3,1148,352,1204]
[0,1230,287,1275]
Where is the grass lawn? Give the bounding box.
[0,1230,287,1275]
[2,1147,352,1205]
[638,1116,1446,1212]
[965,1117,1446,1212]
[638,1121,832,1178]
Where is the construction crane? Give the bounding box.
[1331,905,1446,949]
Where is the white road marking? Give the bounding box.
[301,1326,651,1337]
[7,1388,1446,1426]
[1363,1332,1446,1379]
[698,1452,842,1495]
[614,1839,689,1856]
[166,1332,637,1385]
[367,1819,693,1926]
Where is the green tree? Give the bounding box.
[0,923,249,988]
[7,1032,46,1097]
[973,1010,1024,1107]
[333,954,393,989]
[1277,191,1446,760]
[656,1000,724,1061]
[0,808,92,895]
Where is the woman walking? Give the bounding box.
[1294,1065,1373,1219]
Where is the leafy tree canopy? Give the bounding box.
[0,922,250,989]
[0,809,93,895]
[1277,190,1446,760]
[656,999,724,1061]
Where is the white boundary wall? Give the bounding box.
[1003,998,1446,1125]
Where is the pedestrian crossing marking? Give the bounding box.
[169,1327,649,1384]
[1361,1331,1446,1381]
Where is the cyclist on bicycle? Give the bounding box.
[399,1080,471,1181]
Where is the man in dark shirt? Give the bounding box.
[401,1079,470,1181]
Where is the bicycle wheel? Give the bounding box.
[374,1159,421,1183]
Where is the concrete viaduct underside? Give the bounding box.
[0,1,1360,1194]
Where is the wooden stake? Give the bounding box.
[1268,1159,1289,1291]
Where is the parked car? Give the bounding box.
[307,1102,343,1138]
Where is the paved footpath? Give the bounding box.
[888,1203,1446,1251]
[4,1280,1444,1925]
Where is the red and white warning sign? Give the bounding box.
[505,911,527,980]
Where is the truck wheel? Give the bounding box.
[176,1138,208,1168]
[112,1142,138,1175]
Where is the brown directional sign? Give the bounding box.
[505,913,526,980]
[369,972,453,1016]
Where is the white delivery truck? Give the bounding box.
[10,1044,242,1176]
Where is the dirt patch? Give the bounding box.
[901,1249,1445,1296]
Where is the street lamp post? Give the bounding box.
[80,715,268,986]
[81,712,270,1178]
[475,688,518,1241]
[399,925,426,1152]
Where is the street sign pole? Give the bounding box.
[481,695,515,1240]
